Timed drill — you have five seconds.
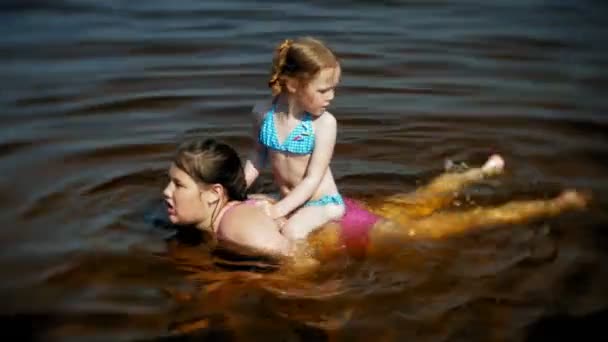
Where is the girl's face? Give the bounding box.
[293,65,341,116]
[163,164,219,228]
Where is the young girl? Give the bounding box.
[244,37,345,241]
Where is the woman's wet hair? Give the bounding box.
[173,138,247,201]
[268,36,339,96]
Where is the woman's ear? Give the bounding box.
[210,183,225,200]
[199,184,222,205]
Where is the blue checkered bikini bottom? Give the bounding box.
[303,193,344,207]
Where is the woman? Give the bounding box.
[163,138,588,259]
[163,139,294,256]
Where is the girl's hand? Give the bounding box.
[248,193,277,203]
[267,204,284,220]
[257,201,280,219]
[259,202,283,219]
[255,201,286,227]
[275,216,287,229]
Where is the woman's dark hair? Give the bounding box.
[173,138,247,201]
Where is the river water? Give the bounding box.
[1,0,607,341]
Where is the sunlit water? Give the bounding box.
[1,0,607,340]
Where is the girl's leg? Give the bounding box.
[369,190,588,243]
[371,154,505,220]
[281,204,345,241]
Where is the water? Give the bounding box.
[1,0,607,340]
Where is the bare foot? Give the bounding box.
[555,190,589,209]
[481,154,505,176]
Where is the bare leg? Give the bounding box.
[369,190,588,244]
[281,204,345,241]
[369,154,505,220]
[414,154,505,198]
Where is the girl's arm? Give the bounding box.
[244,103,268,189]
[270,113,337,218]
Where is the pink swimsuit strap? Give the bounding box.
[244,198,259,205]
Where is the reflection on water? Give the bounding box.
[1,0,607,340]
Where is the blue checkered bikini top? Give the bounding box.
[258,102,315,155]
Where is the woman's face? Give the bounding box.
[163,164,219,228]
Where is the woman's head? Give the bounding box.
[268,37,341,115]
[163,139,247,228]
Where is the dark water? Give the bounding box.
[1,0,608,340]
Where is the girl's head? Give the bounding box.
[163,139,247,229]
[268,37,341,115]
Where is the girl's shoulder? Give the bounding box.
[312,110,337,129]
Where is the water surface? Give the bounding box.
[1,0,607,340]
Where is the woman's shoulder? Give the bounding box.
[219,203,290,255]
[219,203,276,238]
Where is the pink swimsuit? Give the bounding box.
[238,197,380,254]
[339,198,380,255]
